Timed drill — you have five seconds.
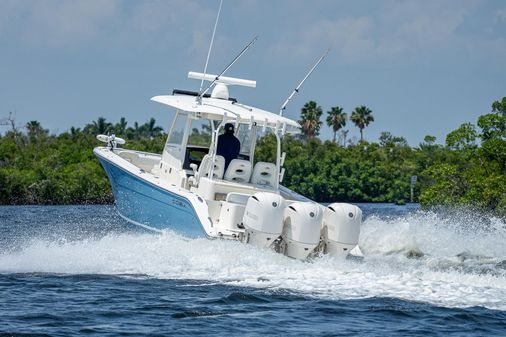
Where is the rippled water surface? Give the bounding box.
[1,204,505,336]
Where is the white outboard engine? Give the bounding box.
[321,203,362,258]
[282,202,323,260]
[243,192,286,249]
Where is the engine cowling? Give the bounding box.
[242,192,286,248]
[321,203,362,258]
[282,202,323,260]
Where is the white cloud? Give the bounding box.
[268,0,487,65]
[307,16,375,61]
[0,0,218,53]
[496,8,506,21]
[2,0,121,48]
[1,0,505,68]
[268,16,375,63]
[376,1,469,57]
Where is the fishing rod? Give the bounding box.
[197,35,259,103]
[278,49,330,116]
[199,0,223,97]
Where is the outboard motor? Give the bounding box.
[282,202,323,260]
[243,192,286,249]
[321,203,362,258]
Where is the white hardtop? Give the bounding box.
[151,94,301,134]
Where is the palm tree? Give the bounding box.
[351,106,374,141]
[142,118,163,139]
[299,101,323,139]
[114,117,128,136]
[25,120,48,141]
[326,106,347,143]
[70,126,81,136]
[84,117,112,135]
[126,122,141,140]
[95,117,113,134]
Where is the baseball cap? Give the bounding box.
[224,123,235,133]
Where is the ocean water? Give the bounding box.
[0,204,505,336]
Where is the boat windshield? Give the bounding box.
[167,112,187,145]
[170,113,278,170]
[235,123,253,156]
[187,119,212,147]
[187,118,254,158]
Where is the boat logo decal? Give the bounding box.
[172,199,186,209]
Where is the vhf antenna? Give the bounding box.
[199,0,223,98]
[278,49,330,116]
[197,35,258,102]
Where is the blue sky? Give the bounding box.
[1,0,505,145]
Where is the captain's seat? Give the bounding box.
[197,154,225,180]
[224,159,252,183]
[250,162,277,187]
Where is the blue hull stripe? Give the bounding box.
[96,155,207,238]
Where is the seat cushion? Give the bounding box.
[251,162,277,187]
[199,154,225,180]
[224,159,252,183]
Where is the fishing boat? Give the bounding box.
[94,0,362,260]
[93,68,363,260]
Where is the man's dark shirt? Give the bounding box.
[217,133,240,170]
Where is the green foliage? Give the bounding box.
[351,105,374,141]
[491,96,506,116]
[0,117,165,205]
[379,131,408,147]
[83,117,112,135]
[423,135,436,145]
[299,101,323,140]
[187,124,212,147]
[82,116,164,141]
[326,106,347,143]
[445,123,477,150]
[1,97,504,217]
[420,97,506,216]
[478,113,506,141]
[255,134,418,203]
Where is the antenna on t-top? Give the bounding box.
[198,0,223,99]
[278,49,330,116]
[197,35,258,102]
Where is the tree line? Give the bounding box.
[298,101,374,143]
[0,117,165,204]
[0,97,504,216]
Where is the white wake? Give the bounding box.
[1,210,505,310]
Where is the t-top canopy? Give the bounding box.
[151,94,301,134]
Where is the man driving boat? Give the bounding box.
[217,123,240,170]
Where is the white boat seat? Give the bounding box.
[224,159,252,183]
[251,162,277,187]
[198,154,225,180]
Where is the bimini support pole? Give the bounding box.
[274,121,282,189]
[278,49,330,116]
[209,112,228,179]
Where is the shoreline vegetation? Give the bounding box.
[1,97,505,217]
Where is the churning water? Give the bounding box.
[0,204,505,336]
